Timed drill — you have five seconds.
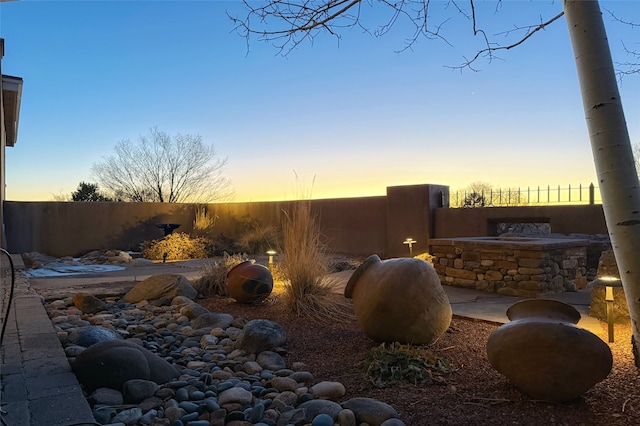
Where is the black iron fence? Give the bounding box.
[446,183,601,208]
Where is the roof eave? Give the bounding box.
[2,74,23,147]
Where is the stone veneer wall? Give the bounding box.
[429,237,588,298]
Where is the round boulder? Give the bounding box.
[73,339,179,391]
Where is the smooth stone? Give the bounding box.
[298,400,343,421]
[341,397,399,426]
[111,407,143,425]
[338,409,357,426]
[122,379,160,404]
[88,387,124,406]
[256,351,286,371]
[380,419,407,426]
[234,320,286,354]
[311,381,346,401]
[312,413,334,426]
[218,387,253,406]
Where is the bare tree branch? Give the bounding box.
[92,127,233,203]
[448,7,565,71]
[604,8,640,79]
[229,0,569,70]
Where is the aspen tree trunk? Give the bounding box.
[563,0,640,365]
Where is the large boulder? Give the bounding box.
[234,319,287,354]
[73,339,179,391]
[123,274,197,305]
[344,254,452,344]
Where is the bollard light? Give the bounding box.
[403,238,417,256]
[588,276,623,343]
[266,250,277,268]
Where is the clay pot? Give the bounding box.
[486,299,612,402]
[227,261,273,304]
[344,254,452,344]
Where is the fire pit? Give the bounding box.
[156,223,181,236]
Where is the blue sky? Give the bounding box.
[1,0,638,202]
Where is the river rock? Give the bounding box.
[342,397,399,426]
[191,312,234,329]
[122,379,160,404]
[311,381,346,401]
[180,303,210,319]
[73,292,108,314]
[67,325,123,347]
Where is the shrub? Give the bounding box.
[142,232,211,261]
[361,342,451,387]
[193,252,250,297]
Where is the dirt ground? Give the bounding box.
[201,292,640,426]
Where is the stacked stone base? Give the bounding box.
[430,237,588,298]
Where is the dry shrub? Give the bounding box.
[142,232,211,261]
[192,206,217,238]
[280,200,351,322]
[361,342,451,387]
[193,253,250,297]
[238,224,281,254]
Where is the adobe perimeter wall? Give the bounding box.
[3,186,610,259]
[4,197,391,258]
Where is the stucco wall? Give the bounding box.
[433,205,607,238]
[4,197,390,258]
[4,187,610,259]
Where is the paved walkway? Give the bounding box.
[0,256,604,426]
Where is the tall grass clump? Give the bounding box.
[238,224,281,254]
[280,200,351,321]
[193,253,250,297]
[192,206,217,238]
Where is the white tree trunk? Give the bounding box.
[563,0,640,365]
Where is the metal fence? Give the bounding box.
[446,183,601,208]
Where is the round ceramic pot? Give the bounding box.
[344,254,452,344]
[486,299,612,402]
[227,261,273,304]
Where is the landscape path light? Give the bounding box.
[403,238,417,256]
[266,249,277,270]
[588,276,623,343]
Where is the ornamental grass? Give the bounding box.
[280,200,352,323]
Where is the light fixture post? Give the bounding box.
[266,250,277,271]
[588,276,623,343]
[403,238,417,256]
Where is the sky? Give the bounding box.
[1,0,638,202]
